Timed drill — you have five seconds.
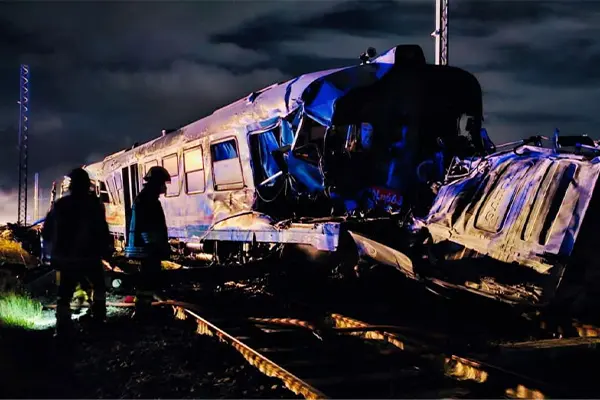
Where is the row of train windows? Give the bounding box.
[154,138,243,197]
[103,138,243,204]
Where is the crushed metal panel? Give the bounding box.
[347,231,415,278]
[301,62,394,127]
[181,67,350,143]
[426,147,600,276]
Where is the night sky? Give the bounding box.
[0,0,599,223]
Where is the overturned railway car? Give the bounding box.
[70,44,599,309]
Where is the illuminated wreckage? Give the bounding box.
[48,44,600,309]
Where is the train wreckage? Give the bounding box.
[47,44,600,309]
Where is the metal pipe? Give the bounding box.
[33,172,39,221]
[185,242,204,251]
[432,0,449,65]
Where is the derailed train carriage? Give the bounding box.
[71,44,600,309]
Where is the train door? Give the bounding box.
[122,163,140,244]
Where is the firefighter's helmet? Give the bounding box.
[143,166,172,183]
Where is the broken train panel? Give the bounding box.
[420,146,600,306]
[192,44,486,263]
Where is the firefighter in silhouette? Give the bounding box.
[42,168,112,339]
[125,166,171,318]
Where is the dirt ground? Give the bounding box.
[0,306,300,399]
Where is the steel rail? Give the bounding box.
[43,298,327,398]
[243,313,552,398]
[328,313,550,399]
[158,298,329,400]
[44,291,593,399]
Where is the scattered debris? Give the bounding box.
[162,260,183,270]
[0,223,41,265]
[0,237,36,267]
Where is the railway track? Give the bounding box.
[153,287,568,399]
[49,289,600,399]
[46,279,600,399]
[166,300,437,398]
[52,260,600,398]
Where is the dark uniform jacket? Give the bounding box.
[125,187,169,259]
[42,192,112,267]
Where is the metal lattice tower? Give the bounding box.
[17,64,30,226]
[431,0,449,65]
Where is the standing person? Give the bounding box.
[125,166,171,319]
[42,168,112,339]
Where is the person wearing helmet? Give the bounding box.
[125,165,171,319]
[42,167,112,340]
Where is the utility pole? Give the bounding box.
[431,0,449,65]
[33,172,39,222]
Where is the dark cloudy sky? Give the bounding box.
[0,0,599,223]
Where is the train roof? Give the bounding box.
[87,44,481,173]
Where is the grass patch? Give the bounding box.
[0,292,43,329]
[0,238,35,266]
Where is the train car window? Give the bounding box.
[293,117,326,164]
[211,139,238,161]
[210,139,244,191]
[144,160,158,175]
[184,146,205,194]
[162,154,180,197]
[114,173,122,190]
[249,129,281,187]
[310,125,326,143]
[114,173,123,205]
[98,181,110,203]
[106,178,116,204]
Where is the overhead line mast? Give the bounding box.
[34,172,39,222]
[17,64,30,226]
[432,0,449,65]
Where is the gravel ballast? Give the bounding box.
[0,306,300,399]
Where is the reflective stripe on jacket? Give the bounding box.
[124,187,169,259]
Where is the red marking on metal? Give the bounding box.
[370,186,403,206]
